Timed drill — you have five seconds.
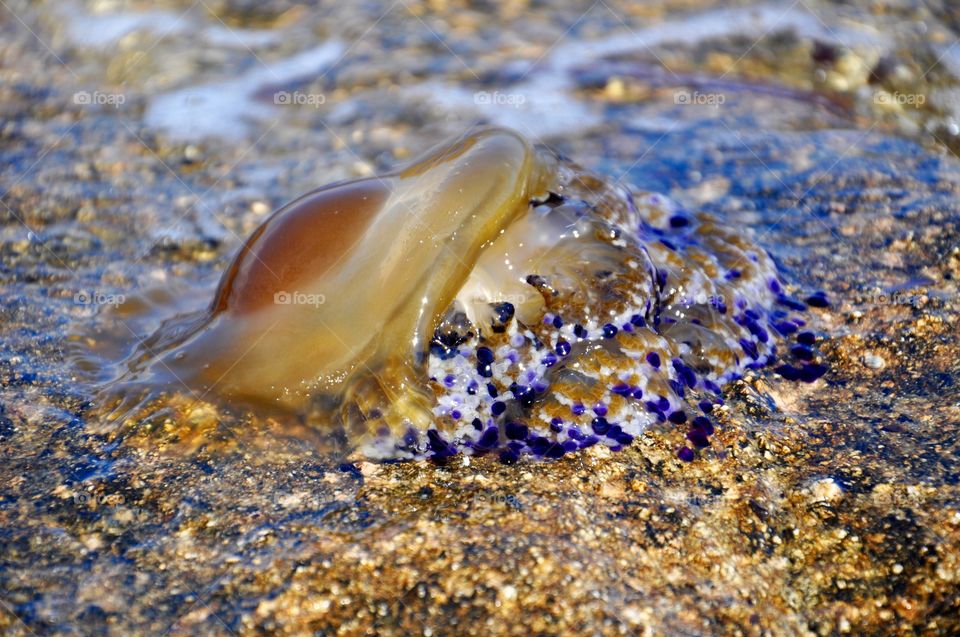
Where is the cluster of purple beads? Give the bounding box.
[407,199,831,464]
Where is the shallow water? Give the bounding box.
[2,0,960,634]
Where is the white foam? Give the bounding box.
[65,8,188,47]
[202,25,282,49]
[61,2,282,49]
[416,73,600,139]
[144,41,345,140]
[406,3,889,139]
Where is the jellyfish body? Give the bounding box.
[123,129,556,415]
[115,126,826,460]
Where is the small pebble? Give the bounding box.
[862,352,886,370]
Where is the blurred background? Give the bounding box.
[4,0,960,287]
